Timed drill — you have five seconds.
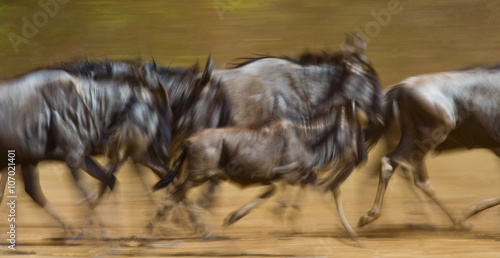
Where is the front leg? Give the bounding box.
[22,164,83,240]
[223,184,276,227]
[358,157,396,227]
[332,188,358,240]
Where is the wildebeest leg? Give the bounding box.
[462,197,500,220]
[22,164,83,239]
[132,149,169,178]
[82,156,116,189]
[271,181,291,220]
[460,149,500,220]
[223,184,277,227]
[148,150,188,233]
[95,158,127,204]
[146,189,175,234]
[181,197,214,239]
[399,166,430,216]
[331,188,358,239]
[68,165,109,238]
[77,156,115,207]
[411,162,472,230]
[195,178,220,209]
[271,183,305,229]
[358,156,399,227]
[286,184,306,231]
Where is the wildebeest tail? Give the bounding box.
[364,84,401,149]
[152,146,187,191]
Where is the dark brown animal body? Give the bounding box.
[359,66,500,230]
[148,34,383,237]
[154,101,363,238]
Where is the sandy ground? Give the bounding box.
[1,149,499,257]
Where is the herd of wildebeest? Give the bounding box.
[1,33,500,243]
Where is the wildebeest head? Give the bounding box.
[339,33,383,128]
[143,55,213,122]
[140,63,173,163]
[284,33,383,129]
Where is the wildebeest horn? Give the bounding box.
[342,32,356,54]
[192,60,199,73]
[152,57,158,70]
[343,32,366,54]
[200,53,213,86]
[351,33,366,53]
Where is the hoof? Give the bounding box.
[461,223,474,232]
[145,220,157,234]
[202,232,217,240]
[357,213,378,228]
[462,206,480,221]
[337,232,364,248]
[67,230,85,243]
[222,213,238,228]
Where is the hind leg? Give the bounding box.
[195,178,220,209]
[271,181,291,220]
[286,184,306,228]
[461,149,500,219]
[462,197,500,220]
[223,184,276,227]
[22,164,83,239]
[147,180,201,235]
[146,189,176,234]
[411,161,472,230]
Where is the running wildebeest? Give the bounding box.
[358,65,500,230]
[153,99,365,239]
[90,56,214,201]
[0,60,173,238]
[147,33,384,233]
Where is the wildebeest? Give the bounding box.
[358,65,500,230]
[0,60,172,238]
[148,33,383,232]
[153,99,364,239]
[90,56,214,200]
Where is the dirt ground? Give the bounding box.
[1,148,499,257]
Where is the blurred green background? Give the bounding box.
[0,0,499,87]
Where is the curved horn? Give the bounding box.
[342,32,356,54]
[199,53,213,86]
[192,60,199,73]
[152,57,158,71]
[351,33,366,53]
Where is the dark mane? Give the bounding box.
[230,50,348,69]
[231,50,380,117]
[457,63,500,72]
[46,59,145,83]
[155,64,198,77]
